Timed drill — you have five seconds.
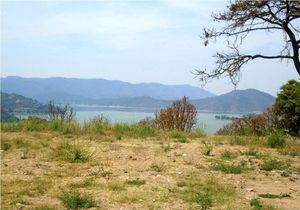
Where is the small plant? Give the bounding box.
[260,159,288,171]
[60,190,94,209]
[250,198,262,209]
[201,141,213,156]
[211,162,246,174]
[89,163,112,179]
[195,191,212,210]
[221,150,237,160]
[55,141,90,163]
[125,178,146,186]
[267,132,285,148]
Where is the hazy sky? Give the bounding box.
[1,0,299,96]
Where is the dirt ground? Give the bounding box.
[1,132,300,210]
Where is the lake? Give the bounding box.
[74,108,242,134]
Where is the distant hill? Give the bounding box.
[1,92,47,113]
[1,76,214,102]
[78,89,275,113]
[191,89,275,113]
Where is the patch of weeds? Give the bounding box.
[89,163,112,179]
[108,182,126,191]
[230,136,247,146]
[195,191,212,210]
[1,138,12,151]
[221,150,237,160]
[55,141,91,163]
[125,178,146,186]
[201,141,213,156]
[15,138,29,148]
[258,193,290,199]
[32,205,55,210]
[267,133,285,148]
[169,131,188,143]
[250,198,262,209]
[150,162,167,172]
[211,162,247,174]
[244,148,262,158]
[176,181,187,187]
[114,123,155,138]
[260,159,288,171]
[21,149,29,159]
[60,190,94,209]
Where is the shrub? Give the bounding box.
[260,159,288,171]
[60,190,94,209]
[154,96,197,132]
[20,116,48,131]
[250,198,262,209]
[267,132,285,148]
[195,191,212,210]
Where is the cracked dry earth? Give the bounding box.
[1,132,300,210]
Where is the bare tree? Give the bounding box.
[195,0,300,86]
[47,101,76,123]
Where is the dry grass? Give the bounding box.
[1,131,299,210]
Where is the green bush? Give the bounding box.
[195,191,212,210]
[83,115,111,133]
[267,132,285,148]
[168,131,188,142]
[60,190,94,209]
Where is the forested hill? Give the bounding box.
[1,92,47,113]
[192,89,275,113]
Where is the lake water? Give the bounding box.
[75,109,242,134]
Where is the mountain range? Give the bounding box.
[1,76,275,113]
[1,76,214,102]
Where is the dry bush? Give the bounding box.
[154,97,197,132]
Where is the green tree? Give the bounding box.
[196,0,300,85]
[274,80,300,136]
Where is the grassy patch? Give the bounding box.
[258,193,290,199]
[250,198,262,209]
[150,162,167,172]
[201,141,213,156]
[211,162,247,174]
[221,150,237,160]
[60,190,94,209]
[260,159,288,171]
[195,191,212,210]
[267,133,285,148]
[125,178,146,186]
[168,131,188,143]
[114,123,156,138]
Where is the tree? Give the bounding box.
[154,97,197,132]
[273,80,300,136]
[195,0,300,85]
[47,101,76,123]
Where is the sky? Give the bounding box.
[1,0,299,96]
